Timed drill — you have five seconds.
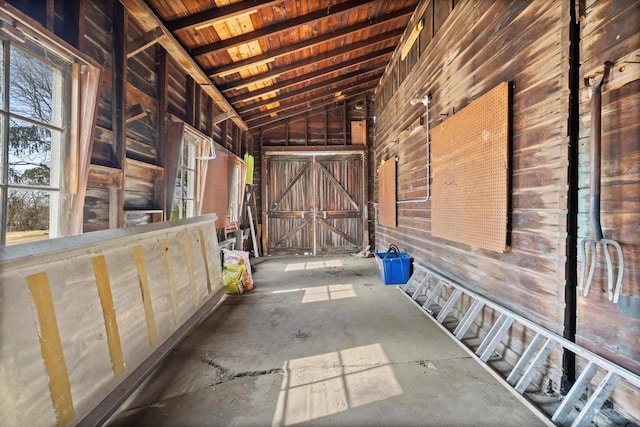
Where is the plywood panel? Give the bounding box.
[378,158,396,228]
[431,82,509,252]
[351,120,366,145]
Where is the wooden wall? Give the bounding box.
[62,0,252,233]
[575,0,640,418]
[374,0,639,418]
[374,0,570,385]
[251,96,371,248]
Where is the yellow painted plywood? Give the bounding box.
[431,82,509,252]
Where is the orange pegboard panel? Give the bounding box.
[431,82,509,252]
[378,158,396,227]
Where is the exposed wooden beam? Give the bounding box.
[166,0,282,32]
[205,6,414,76]
[112,1,127,227]
[237,67,384,114]
[217,29,402,92]
[156,46,168,216]
[119,0,247,131]
[244,79,378,124]
[211,111,235,125]
[192,0,376,57]
[125,103,146,123]
[127,26,165,58]
[246,86,376,129]
[228,47,393,104]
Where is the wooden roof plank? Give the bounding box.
[236,67,383,114]
[166,0,282,32]
[247,87,375,129]
[191,0,377,57]
[244,82,375,123]
[216,28,403,91]
[228,46,393,104]
[205,6,414,76]
[120,0,248,130]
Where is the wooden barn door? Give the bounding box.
[263,151,367,255]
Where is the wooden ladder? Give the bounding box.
[400,263,640,427]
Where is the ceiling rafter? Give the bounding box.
[245,80,376,123]
[166,0,282,32]
[191,0,376,57]
[228,46,393,104]
[119,0,247,130]
[237,67,383,114]
[206,6,414,77]
[216,28,403,92]
[248,87,375,130]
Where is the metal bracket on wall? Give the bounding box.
[399,263,640,427]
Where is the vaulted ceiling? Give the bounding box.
[137,0,419,131]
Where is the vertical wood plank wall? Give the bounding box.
[576,0,640,418]
[374,0,570,385]
[74,0,251,233]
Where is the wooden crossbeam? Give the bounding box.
[211,111,235,125]
[205,7,414,76]
[217,30,401,91]
[318,164,360,210]
[273,218,312,247]
[125,103,146,123]
[269,163,311,210]
[127,26,164,58]
[228,47,393,104]
[318,218,359,246]
[247,87,374,130]
[191,0,376,57]
[166,0,282,32]
[237,68,383,114]
[119,0,247,131]
[244,86,366,123]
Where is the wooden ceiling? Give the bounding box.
[142,0,419,130]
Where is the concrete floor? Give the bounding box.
[108,255,547,427]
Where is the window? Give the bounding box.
[0,40,70,245]
[170,125,213,220]
[172,131,198,219]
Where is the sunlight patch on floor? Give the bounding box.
[284,259,344,271]
[272,284,356,303]
[272,344,403,426]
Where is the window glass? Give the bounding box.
[1,41,69,245]
[8,118,56,186]
[6,188,50,245]
[9,45,60,127]
[171,132,199,219]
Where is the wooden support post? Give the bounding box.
[112,1,127,228]
[343,100,348,145]
[156,45,168,216]
[194,84,202,130]
[46,0,54,31]
[78,0,86,50]
[205,98,214,136]
[324,107,328,145]
[285,118,289,146]
[186,76,196,127]
[221,119,228,151]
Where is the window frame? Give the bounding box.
[0,3,102,245]
[0,39,71,245]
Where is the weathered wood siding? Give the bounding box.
[64,0,252,233]
[374,0,570,385]
[576,0,640,418]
